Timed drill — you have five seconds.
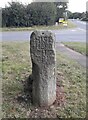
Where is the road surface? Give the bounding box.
[1,20,86,42]
[55,19,86,42]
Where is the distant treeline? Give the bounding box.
[67,11,88,21]
[2,2,67,27]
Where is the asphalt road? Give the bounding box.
[1,19,86,42]
[55,19,86,42]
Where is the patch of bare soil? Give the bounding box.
[15,72,66,118]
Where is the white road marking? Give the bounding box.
[77,21,86,25]
[54,27,86,35]
[71,30,76,32]
[77,28,86,32]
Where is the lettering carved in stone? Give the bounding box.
[30,31,56,106]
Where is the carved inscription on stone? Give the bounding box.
[30,31,56,106]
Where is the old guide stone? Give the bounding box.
[30,31,56,106]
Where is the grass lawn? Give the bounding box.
[1,20,76,32]
[2,41,86,118]
[62,42,87,56]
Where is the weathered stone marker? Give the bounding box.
[30,31,56,106]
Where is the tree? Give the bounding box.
[2,1,68,27]
[67,10,72,19]
[26,2,56,26]
[54,2,68,22]
[68,12,84,19]
[86,11,88,21]
[2,2,26,27]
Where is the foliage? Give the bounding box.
[68,11,88,21]
[2,2,67,27]
[67,10,72,18]
[1,19,76,32]
[68,12,83,19]
[2,2,26,27]
[55,2,67,22]
[81,11,88,21]
[26,2,56,26]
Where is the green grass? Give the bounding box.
[1,20,76,32]
[2,41,86,118]
[56,51,86,118]
[62,42,87,56]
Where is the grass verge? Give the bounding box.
[63,42,87,56]
[2,41,86,118]
[1,20,76,32]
